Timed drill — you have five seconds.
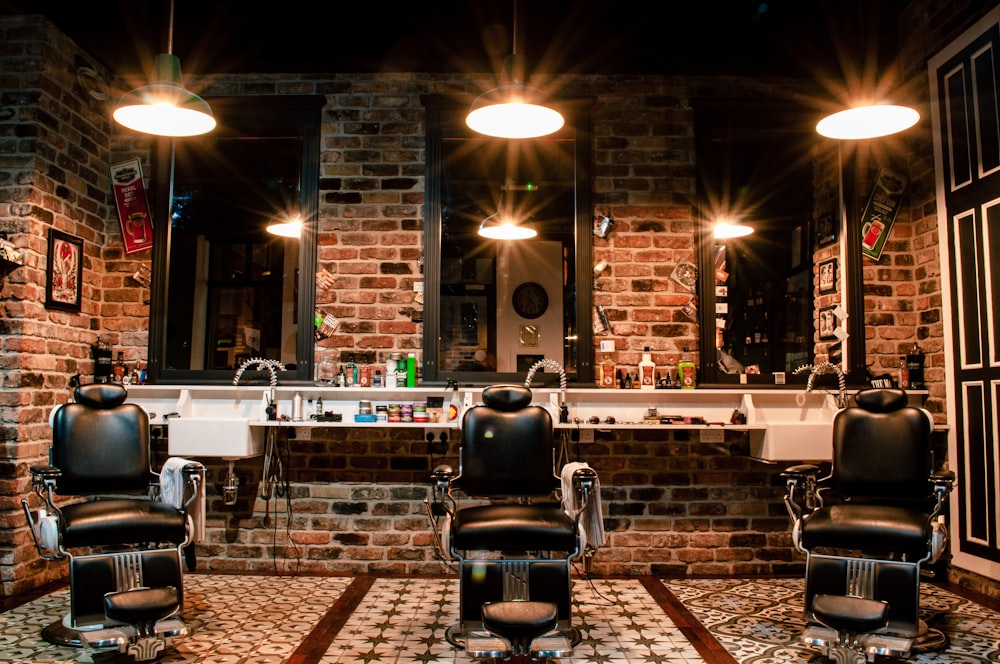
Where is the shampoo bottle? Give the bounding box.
[639,347,655,390]
[678,347,696,389]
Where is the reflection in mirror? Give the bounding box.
[148,96,322,383]
[695,101,818,383]
[422,96,593,385]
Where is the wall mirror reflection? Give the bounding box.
[148,96,322,383]
[695,101,824,384]
[422,95,594,385]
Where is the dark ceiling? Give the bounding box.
[5,0,907,81]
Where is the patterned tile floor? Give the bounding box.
[2,574,998,663]
[663,577,1000,663]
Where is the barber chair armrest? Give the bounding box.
[571,466,597,506]
[29,465,61,482]
[431,464,457,518]
[783,464,821,518]
[930,469,955,492]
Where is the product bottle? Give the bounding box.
[315,396,324,418]
[406,352,417,387]
[336,365,346,388]
[678,347,696,389]
[639,347,655,390]
[906,342,925,389]
[600,340,616,388]
[345,355,357,387]
[898,356,910,389]
[292,392,303,421]
[447,379,462,422]
[113,352,127,384]
[623,371,633,389]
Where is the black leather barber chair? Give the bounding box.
[783,388,954,663]
[22,383,204,661]
[429,385,597,662]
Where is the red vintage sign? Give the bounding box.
[110,158,154,254]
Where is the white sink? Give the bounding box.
[167,418,264,458]
[751,422,834,462]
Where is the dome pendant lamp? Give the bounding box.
[816,103,919,140]
[113,0,216,137]
[466,0,564,139]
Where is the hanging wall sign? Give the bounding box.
[110,158,154,254]
[859,166,908,261]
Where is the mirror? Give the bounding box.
[148,96,323,383]
[421,95,594,385]
[694,100,863,384]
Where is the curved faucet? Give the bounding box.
[233,357,286,386]
[794,362,847,408]
[524,358,567,391]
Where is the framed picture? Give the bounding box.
[45,229,83,312]
[816,213,837,247]
[819,305,838,340]
[818,258,838,294]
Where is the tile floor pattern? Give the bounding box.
[3,574,999,663]
[662,577,1000,663]
[0,574,354,664]
[320,577,705,663]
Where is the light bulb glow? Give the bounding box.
[466,102,565,139]
[266,220,302,238]
[816,104,919,139]
[713,221,754,238]
[113,100,217,137]
[478,218,537,240]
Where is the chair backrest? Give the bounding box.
[829,388,933,502]
[459,384,556,498]
[50,383,152,495]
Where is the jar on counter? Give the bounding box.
[358,400,373,415]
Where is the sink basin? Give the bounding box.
[751,422,834,462]
[167,418,265,458]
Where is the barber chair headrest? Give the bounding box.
[481,385,532,411]
[854,388,907,413]
[74,383,128,409]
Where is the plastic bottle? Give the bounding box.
[678,347,696,389]
[600,340,616,389]
[898,356,909,389]
[406,353,417,387]
[292,392,303,421]
[447,379,462,422]
[639,347,655,390]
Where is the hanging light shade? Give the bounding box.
[466,0,564,139]
[467,57,565,139]
[478,211,537,240]
[713,219,754,239]
[816,104,919,140]
[266,219,302,238]
[113,0,215,137]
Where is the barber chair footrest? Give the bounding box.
[81,618,187,661]
[802,625,913,660]
[466,632,572,661]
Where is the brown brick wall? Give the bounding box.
[154,426,794,577]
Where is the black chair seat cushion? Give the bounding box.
[812,594,889,634]
[61,498,187,548]
[104,586,180,624]
[801,504,930,557]
[482,600,558,641]
[452,503,576,551]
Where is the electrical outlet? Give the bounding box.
[295,426,312,440]
[423,428,451,445]
[578,428,595,443]
[700,428,725,443]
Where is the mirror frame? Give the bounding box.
[147,95,324,384]
[420,94,595,386]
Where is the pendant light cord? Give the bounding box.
[166,0,175,55]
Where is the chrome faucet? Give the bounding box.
[233,357,286,386]
[794,362,848,408]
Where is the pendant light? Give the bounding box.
[466,0,564,139]
[713,219,754,239]
[113,0,216,137]
[478,191,538,240]
[816,103,919,140]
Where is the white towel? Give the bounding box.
[160,457,206,543]
[560,461,605,550]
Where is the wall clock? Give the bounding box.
[512,282,548,319]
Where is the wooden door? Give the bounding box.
[929,7,1000,581]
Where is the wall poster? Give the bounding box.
[110,158,154,254]
[859,166,908,261]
